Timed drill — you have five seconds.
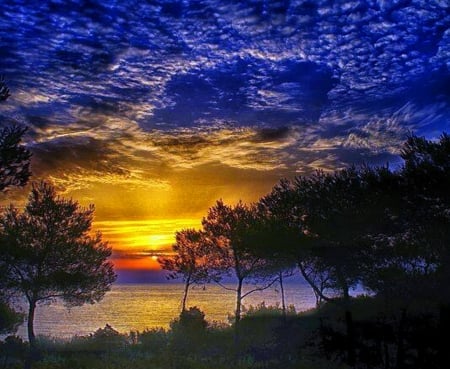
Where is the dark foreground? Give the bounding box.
[0,296,445,369]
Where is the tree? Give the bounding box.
[0,125,32,192]
[261,166,400,365]
[202,200,277,325]
[0,77,32,337]
[0,76,11,101]
[241,207,297,315]
[0,300,23,335]
[0,181,116,347]
[259,178,333,305]
[158,229,209,311]
[0,76,31,192]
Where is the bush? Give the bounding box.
[0,300,24,334]
[0,335,27,366]
[137,327,168,355]
[169,307,209,360]
[66,324,128,354]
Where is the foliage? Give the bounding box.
[0,76,10,101]
[0,181,116,345]
[0,77,33,338]
[0,77,31,193]
[158,229,209,311]
[202,200,278,323]
[0,297,443,369]
[136,328,168,356]
[0,125,32,192]
[0,300,23,334]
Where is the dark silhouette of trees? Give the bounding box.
[0,125,32,192]
[240,206,298,315]
[158,229,209,311]
[0,300,23,335]
[202,200,277,325]
[259,166,402,365]
[0,182,116,348]
[0,76,10,102]
[0,76,31,192]
[0,77,32,338]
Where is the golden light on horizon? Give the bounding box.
[93,218,201,270]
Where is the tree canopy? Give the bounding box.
[0,181,116,345]
[158,228,209,311]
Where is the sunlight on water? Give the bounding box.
[14,283,316,339]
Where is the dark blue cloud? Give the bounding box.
[0,0,449,171]
[148,57,337,128]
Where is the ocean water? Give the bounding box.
[13,282,316,339]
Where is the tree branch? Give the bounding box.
[298,261,332,302]
[213,279,237,292]
[241,277,279,299]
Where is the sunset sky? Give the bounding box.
[0,0,448,277]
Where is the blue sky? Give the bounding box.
[0,0,449,268]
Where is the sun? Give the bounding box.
[151,255,158,261]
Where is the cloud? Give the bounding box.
[147,57,337,128]
[1,0,449,255]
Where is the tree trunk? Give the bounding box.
[340,275,355,366]
[396,308,407,369]
[345,309,356,366]
[235,278,243,325]
[27,300,36,348]
[233,278,244,360]
[279,271,286,317]
[24,300,37,369]
[439,304,450,369]
[181,275,191,311]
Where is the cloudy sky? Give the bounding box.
[0,0,449,273]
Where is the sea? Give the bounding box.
[12,282,317,340]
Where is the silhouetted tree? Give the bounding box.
[202,200,277,325]
[0,126,32,192]
[0,78,32,338]
[261,166,400,366]
[0,182,116,349]
[0,76,10,101]
[0,300,23,335]
[359,134,450,368]
[158,229,209,311]
[241,207,297,315]
[0,76,31,192]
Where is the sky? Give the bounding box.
[0,0,449,276]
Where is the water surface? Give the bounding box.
[14,282,316,339]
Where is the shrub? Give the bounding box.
[137,327,168,355]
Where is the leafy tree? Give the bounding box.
[0,300,23,335]
[202,200,277,325]
[0,77,32,336]
[0,125,32,192]
[259,178,333,304]
[241,207,298,314]
[0,76,31,192]
[261,166,400,365]
[158,229,209,311]
[0,76,10,101]
[0,181,116,348]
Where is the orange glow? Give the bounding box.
[93,218,201,270]
[112,257,161,270]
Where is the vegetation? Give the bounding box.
[156,133,449,368]
[0,297,441,369]
[0,130,448,369]
[0,77,31,340]
[158,229,209,311]
[0,182,116,347]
